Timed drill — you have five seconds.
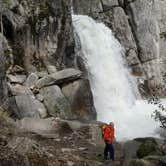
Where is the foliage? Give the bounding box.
[136,142,157,158]
[160,31,166,39]
[148,74,166,129]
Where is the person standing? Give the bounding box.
[102,122,115,161]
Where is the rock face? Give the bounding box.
[40,85,73,119]
[0,35,8,111]
[35,68,82,88]
[0,0,96,120]
[73,0,166,97]
[62,79,96,120]
[15,94,40,118]
[1,0,75,72]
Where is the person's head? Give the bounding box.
[109,122,114,128]
[100,123,107,130]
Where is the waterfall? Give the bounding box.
[72,15,160,140]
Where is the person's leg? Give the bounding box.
[108,143,114,161]
[104,142,109,160]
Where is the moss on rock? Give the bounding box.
[136,141,157,159]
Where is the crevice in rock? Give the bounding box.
[124,0,138,7]
[118,0,124,7]
[1,15,14,42]
[100,5,120,13]
[99,0,120,13]
[122,3,143,64]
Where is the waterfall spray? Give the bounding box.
[72,14,160,140]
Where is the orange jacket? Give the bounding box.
[103,126,114,144]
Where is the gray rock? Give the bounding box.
[37,71,48,78]
[65,120,88,130]
[34,100,47,118]
[16,117,73,138]
[36,68,82,88]
[134,137,162,158]
[125,0,166,93]
[111,7,140,66]
[40,85,72,119]
[7,74,26,84]
[62,79,96,120]
[8,84,33,96]
[24,73,38,88]
[161,143,166,155]
[7,137,38,155]
[45,65,57,74]
[126,0,159,62]
[144,155,166,165]
[73,0,103,15]
[101,0,119,11]
[123,140,140,166]
[128,159,152,166]
[36,94,44,102]
[15,94,40,118]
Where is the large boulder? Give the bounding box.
[123,140,140,166]
[62,79,96,120]
[24,73,38,88]
[16,117,73,138]
[15,94,44,118]
[35,68,82,88]
[7,74,26,84]
[8,84,33,96]
[125,0,166,94]
[40,85,73,119]
[134,138,162,158]
[101,0,119,11]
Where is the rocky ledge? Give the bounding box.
[0,114,166,166]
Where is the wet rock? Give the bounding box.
[134,137,162,158]
[62,79,96,120]
[40,85,73,119]
[36,68,82,88]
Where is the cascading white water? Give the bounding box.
[72,15,160,140]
